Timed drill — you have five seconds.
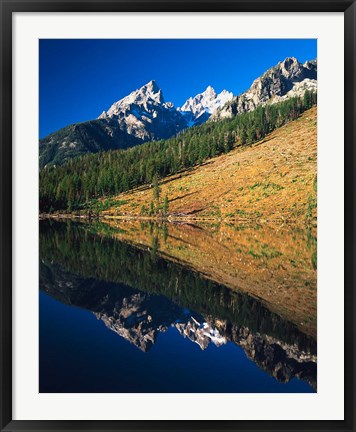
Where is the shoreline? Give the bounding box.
[39,212,316,227]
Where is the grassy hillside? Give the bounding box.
[101,106,317,224]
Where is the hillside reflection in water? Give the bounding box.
[39,220,316,393]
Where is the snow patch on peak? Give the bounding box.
[215,89,234,107]
[140,80,164,104]
[101,80,166,119]
[179,86,234,121]
[95,80,188,141]
[203,85,217,97]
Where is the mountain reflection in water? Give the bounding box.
[39,220,317,392]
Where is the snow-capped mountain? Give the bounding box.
[98,80,187,141]
[39,57,317,168]
[98,81,234,139]
[178,86,233,126]
[212,57,317,120]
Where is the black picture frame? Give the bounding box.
[1,1,355,431]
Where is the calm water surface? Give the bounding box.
[39,220,317,393]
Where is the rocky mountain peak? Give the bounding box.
[180,85,218,113]
[279,56,300,72]
[179,85,234,126]
[140,79,164,104]
[303,59,317,72]
[103,80,165,119]
[94,80,186,142]
[212,57,317,121]
[203,85,217,97]
[145,79,159,91]
[276,57,307,81]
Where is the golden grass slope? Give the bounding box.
[102,106,317,224]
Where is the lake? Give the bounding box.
[39,219,317,393]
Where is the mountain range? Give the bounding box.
[39,56,317,169]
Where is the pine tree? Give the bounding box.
[152,174,160,200]
[163,195,169,217]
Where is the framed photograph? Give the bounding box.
[1,0,355,431]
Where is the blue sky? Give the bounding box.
[39,39,317,138]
